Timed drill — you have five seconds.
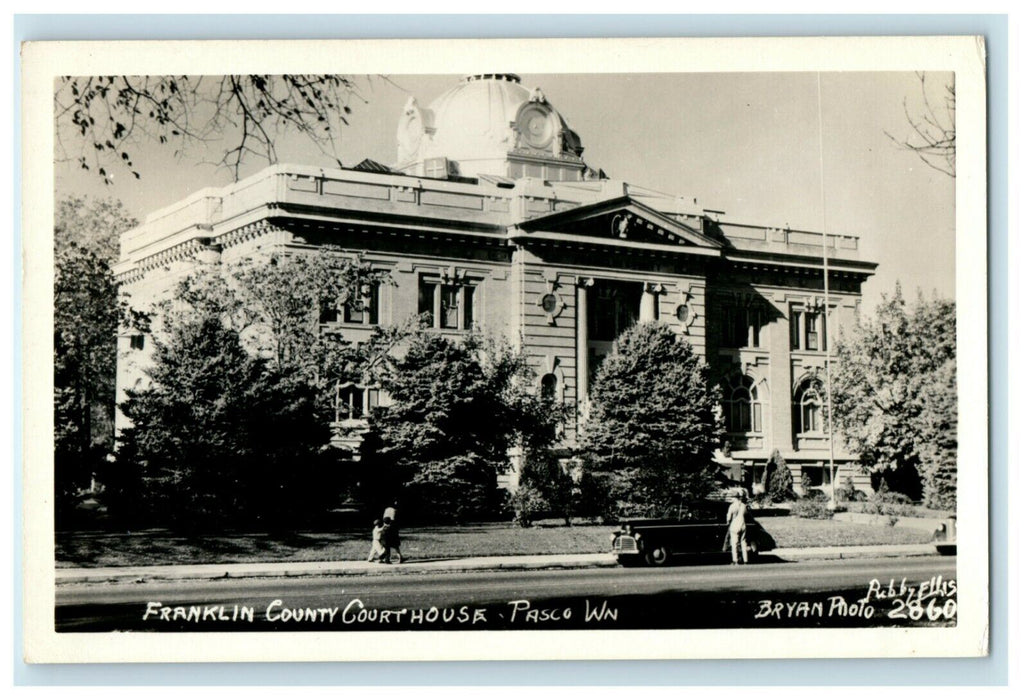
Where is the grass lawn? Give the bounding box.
[55,516,933,569]
[757,517,932,549]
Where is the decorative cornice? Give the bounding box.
[215,220,279,249]
[117,220,281,283]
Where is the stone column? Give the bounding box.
[639,283,657,323]
[432,283,442,329]
[769,292,793,463]
[575,277,592,419]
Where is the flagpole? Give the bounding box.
[816,73,838,510]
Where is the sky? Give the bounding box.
[54,72,956,304]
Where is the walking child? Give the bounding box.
[367,518,386,563]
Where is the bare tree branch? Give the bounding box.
[54,75,365,184]
[885,72,956,178]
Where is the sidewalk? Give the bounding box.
[55,543,939,585]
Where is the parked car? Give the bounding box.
[933,514,957,555]
[610,500,777,566]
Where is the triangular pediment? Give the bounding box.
[516,196,723,250]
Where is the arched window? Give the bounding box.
[541,373,559,403]
[795,379,826,434]
[723,375,762,433]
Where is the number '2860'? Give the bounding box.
[888,597,957,621]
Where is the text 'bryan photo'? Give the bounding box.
[21,36,988,663]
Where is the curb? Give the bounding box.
[55,544,939,585]
[55,554,619,585]
[770,544,937,562]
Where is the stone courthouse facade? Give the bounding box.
[113,74,878,494]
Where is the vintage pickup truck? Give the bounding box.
[610,500,777,566]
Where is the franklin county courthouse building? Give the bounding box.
[113,74,878,495]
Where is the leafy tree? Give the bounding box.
[116,309,333,528]
[53,197,140,517]
[510,484,551,528]
[762,448,795,502]
[170,251,392,415]
[54,243,121,504]
[579,321,724,518]
[364,331,566,523]
[833,286,957,507]
[513,450,576,527]
[56,195,138,261]
[55,75,362,183]
[110,249,397,527]
[913,359,958,509]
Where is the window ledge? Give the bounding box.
[331,418,370,429]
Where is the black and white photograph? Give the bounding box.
[21,36,989,662]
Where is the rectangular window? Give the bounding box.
[343,301,361,324]
[750,308,764,348]
[129,334,145,350]
[367,283,380,325]
[720,307,740,347]
[320,303,339,324]
[336,384,383,420]
[418,279,435,318]
[805,313,819,351]
[324,281,382,326]
[419,277,477,330]
[791,305,829,352]
[441,285,459,329]
[463,285,475,329]
[803,466,825,487]
[721,306,763,349]
[343,283,380,325]
[339,386,365,419]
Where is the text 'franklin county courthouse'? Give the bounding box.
[113,74,878,495]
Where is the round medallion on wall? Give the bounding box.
[537,289,567,325]
[675,302,697,332]
[541,293,559,314]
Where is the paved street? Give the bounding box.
[57,555,957,631]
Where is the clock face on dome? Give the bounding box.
[518,106,554,150]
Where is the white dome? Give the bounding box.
[423,74,528,166]
[395,75,587,180]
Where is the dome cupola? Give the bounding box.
[395,74,590,181]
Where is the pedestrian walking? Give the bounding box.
[381,500,405,564]
[726,488,750,565]
[367,518,387,563]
